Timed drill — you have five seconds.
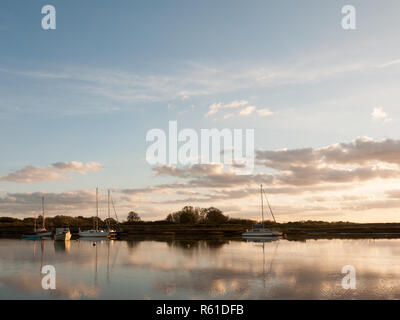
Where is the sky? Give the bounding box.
[1,0,400,222]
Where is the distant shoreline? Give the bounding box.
[3,222,400,240]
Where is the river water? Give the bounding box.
[0,238,399,299]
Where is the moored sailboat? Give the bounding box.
[79,188,109,238]
[34,196,52,237]
[242,185,282,239]
[22,197,52,239]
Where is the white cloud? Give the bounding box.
[52,161,103,174]
[205,100,274,119]
[257,136,400,168]
[205,100,248,117]
[0,190,97,216]
[0,166,66,184]
[205,103,222,117]
[0,161,103,183]
[371,107,391,123]
[378,59,400,68]
[257,108,274,117]
[224,100,249,108]
[142,137,400,193]
[239,106,256,116]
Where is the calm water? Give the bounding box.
[1,238,400,299]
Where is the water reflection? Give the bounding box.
[54,241,71,253]
[1,238,400,299]
[166,239,229,252]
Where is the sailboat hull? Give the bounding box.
[79,230,109,237]
[22,234,42,240]
[22,231,52,239]
[242,229,281,237]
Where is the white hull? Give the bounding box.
[79,230,109,238]
[243,236,279,242]
[242,229,281,237]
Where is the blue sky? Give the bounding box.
[1,0,400,222]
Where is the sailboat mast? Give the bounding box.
[107,189,111,228]
[96,187,99,231]
[108,189,110,219]
[42,196,45,229]
[261,184,264,228]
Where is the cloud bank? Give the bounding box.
[0,161,103,183]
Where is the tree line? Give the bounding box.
[128,206,255,225]
[0,206,255,227]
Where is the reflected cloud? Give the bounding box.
[2,239,400,299]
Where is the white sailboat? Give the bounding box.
[79,188,109,238]
[242,185,281,239]
[33,197,52,238]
